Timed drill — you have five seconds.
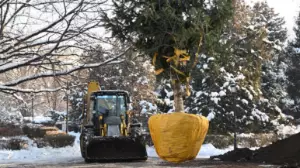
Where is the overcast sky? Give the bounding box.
[246,0,300,40]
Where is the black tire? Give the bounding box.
[80,134,86,158]
[84,158,94,163]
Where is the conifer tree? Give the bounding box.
[255,2,288,107]
[185,0,289,134]
[285,11,300,114]
[101,0,234,112]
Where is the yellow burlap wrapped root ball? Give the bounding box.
[148,112,209,163]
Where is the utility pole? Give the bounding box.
[232,83,237,151]
[234,107,237,150]
[30,92,34,123]
[66,82,70,133]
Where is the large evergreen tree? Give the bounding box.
[185,0,290,134]
[256,2,289,108]
[285,10,300,118]
[101,0,235,112]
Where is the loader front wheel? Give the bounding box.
[84,158,94,163]
[80,135,85,157]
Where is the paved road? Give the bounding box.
[0,157,280,168]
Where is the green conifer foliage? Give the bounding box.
[101,0,234,111]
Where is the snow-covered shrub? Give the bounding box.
[204,133,278,149]
[34,133,75,148]
[22,125,59,139]
[0,138,28,150]
[0,122,23,137]
[47,110,66,123]
[42,134,75,148]
[204,135,233,149]
[22,124,75,148]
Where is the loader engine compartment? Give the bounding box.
[80,89,148,162]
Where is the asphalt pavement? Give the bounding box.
[0,157,280,168]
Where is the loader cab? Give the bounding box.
[88,90,131,137]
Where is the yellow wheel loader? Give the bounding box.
[80,81,148,162]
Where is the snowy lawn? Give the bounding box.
[0,132,234,164]
[0,132,82,164]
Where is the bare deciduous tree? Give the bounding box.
[0,0,126,95]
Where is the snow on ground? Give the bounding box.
[23,116,52,124]
[147,144,257,159]
[0,132,232,164]
[2,125,300,164]
[276,124,300,135]
[0,132,82,164]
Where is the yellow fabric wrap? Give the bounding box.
[148,112,209,163]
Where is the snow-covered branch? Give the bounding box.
[2,47,128,87]
[0,85,63,94]
[0,0,118,94]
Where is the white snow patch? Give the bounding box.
[139,100,157,114]
[276,124,300,136]
[219,90,226,97]
[210,92,219,97]
[207,112,215,121]
[23,116,52,124]
[203,64,209,69]
[210,97,220,104]
[235,74,245,80]
[196,91,203,97]
[0,132,81,164]
[201,54,207,59]
[238,133,255,138]
[247,25,255,30]
[207,57,215,62]
[196,144,233,158]
[228,86,237,93]
[241,99,249,105]
[281,98,295,106]
[222,82,229,88]
[164,89,173,97]
[252,109,269,122]
[273,44,282,51]
[147,143,233,159]
[220,67,225,72]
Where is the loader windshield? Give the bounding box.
[95,95,126,116]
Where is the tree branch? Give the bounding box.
[0,0,84,55]
[0,85,64,94]
[3,47,130,87]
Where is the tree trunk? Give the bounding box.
[173,80,184,112]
